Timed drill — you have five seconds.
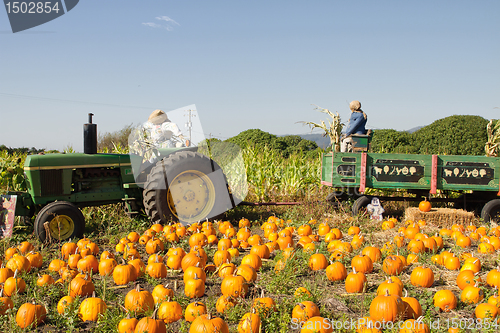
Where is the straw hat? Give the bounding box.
[349,100,362,111]
[148,109,169,124]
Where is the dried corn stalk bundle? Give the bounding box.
[485,119,500,157]
[299,105,344,152]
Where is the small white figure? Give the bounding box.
[367,197,385,221]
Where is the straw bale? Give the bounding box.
[404,207,476,228]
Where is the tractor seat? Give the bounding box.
[350,129,373,153]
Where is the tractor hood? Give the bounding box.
[23,153,135,205]
[24,153,131,170]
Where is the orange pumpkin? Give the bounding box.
[185,302,207,322]
[57,296,75,315]
[326,261,347,282]
[291,301,320,322]
[369,290,404,324]
[16,302,47,329]
[345,268,367,293]
[410,266,434,288]
[124,285,155,315]
[308,253,328,271]
[238,311,261,333]
[433,289,457,312]
[418,198,432,212]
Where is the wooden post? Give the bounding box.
[359,153,367,194]
[430,154,438,194]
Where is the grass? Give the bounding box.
[0,200,498,332]
[2,147,500,332]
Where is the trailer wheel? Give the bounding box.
[326,193,342,207]
[34,201,85,242]
[143,151,233,225]
[352,195,372,217]
[481,199,500,224]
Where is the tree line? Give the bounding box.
[2,115,496,157]
[370,115,491,156]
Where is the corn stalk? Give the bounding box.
[0,150,27,193]
[485,119,500,157]
[242,145,323,202]
[298,105,344,152]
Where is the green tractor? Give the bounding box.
[2,113,245,242]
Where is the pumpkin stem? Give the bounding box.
[151,308,159,320]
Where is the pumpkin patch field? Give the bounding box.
[0,200,500,333]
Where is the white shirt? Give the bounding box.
[142,121,184,148]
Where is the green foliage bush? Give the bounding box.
[226,129,319,157]
[97,123,135,152]
[371,129,416,154]
[372,115,489,155]
[0,145,45,155]
[413,115,488,155]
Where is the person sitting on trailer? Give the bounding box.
[341,100,367,152]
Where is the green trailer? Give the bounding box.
[321,149,500,223]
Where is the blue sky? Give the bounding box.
[1,0,499,151]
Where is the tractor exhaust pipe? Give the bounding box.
[84,113,97,154]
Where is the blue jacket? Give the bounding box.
[344,111,367,136]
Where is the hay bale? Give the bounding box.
[404,207,476,228]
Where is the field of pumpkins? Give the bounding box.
[1,205,500,332]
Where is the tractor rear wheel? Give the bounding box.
[34,201,85,242]
[143,151,233,225]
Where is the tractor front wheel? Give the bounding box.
[34,201,85,242]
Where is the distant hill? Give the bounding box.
[296,123,432,149]
[296,133,331,149]
[406,126,424,133]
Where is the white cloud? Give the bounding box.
[142,22,162,28]
[156,16,179,26]
[142,16,180,31]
